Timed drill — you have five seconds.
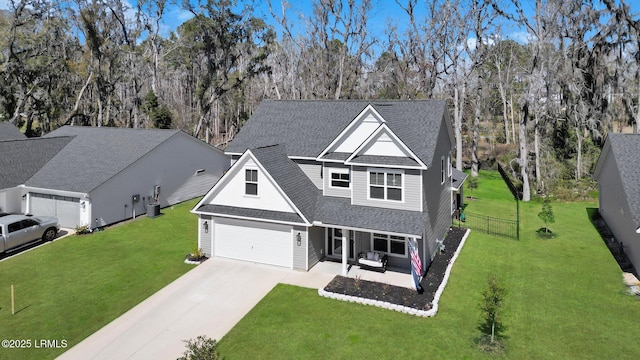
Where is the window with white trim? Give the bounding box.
[245,169,258,195]
[369,170,403,201]
[330,169,350,188]
[372,233,407,257]
[447,151,452,177]
[441,156,445,184]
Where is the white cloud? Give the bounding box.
[509,31,533,44]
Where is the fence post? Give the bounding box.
[516,199,520,240]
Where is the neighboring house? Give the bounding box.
[192,100,462,274]
[0,125,229,228]
[594,133,640,273]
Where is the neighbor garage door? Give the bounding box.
[214,218,293,268]
[30,193,81,228]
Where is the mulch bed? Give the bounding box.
[323,226,468,310]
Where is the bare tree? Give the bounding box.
[603,0,640,133]
[178,0,275,143]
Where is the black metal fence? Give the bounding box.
[457,211,519,239]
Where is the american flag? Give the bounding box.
[408,239,423,292]
[410,241,422,276]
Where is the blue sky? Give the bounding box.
[1,0,639,47]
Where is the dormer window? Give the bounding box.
[245,169,258,195]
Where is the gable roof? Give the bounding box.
[0,122,26,141]
[0,137,73,189]
[194,144,318,225]
[595,133,640,228]
[226,100,451,167]
[251,144,318,223]
[26,126,180,193]
[344,123,427,169]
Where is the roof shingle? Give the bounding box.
[606,133,640,227]
[226,100,448,167]
[0,122,26,141]
[27,126,180,192]
[0,137,73,189]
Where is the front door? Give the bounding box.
[327,228,355,260]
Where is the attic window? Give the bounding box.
[330,169,350,188]
[245,169,258,196]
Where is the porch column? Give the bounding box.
[341,228,348,276]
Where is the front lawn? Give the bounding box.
[0,199,198,360]
[217,171,640,359]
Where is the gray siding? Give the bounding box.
[90,133,228,227]
[308,226,325,269]
[199,215,214,257]
[293,226,308,270]
[295,160,323,189]
[323,163,351,198]
[351,166,422,211]
[423,117,455,264]
[598,151,640,273]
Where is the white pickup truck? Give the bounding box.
[0,214,59,254]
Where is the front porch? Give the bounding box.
[318,226,470,316]
[309,259,413,289]
[316,227,424,281]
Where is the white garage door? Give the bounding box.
[30,193,80,228]
[215,218,293,268]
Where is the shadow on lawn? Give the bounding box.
[587,207,637,277]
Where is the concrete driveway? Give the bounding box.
[57,258,334,360]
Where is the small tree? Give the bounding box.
[467,176,479,197]
[478,273,506,344]
[538,199,555,234]
[178,335,220,360]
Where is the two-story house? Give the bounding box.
[192,100,460,275]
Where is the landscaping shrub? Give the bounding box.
[179,336,220,360]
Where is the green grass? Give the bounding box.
[0,199,199,360]
[217,170,640,359]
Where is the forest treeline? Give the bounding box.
[1,0,640,201]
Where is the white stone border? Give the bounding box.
[318,229,471,317]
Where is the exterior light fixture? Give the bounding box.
[296,232,302,246]
[203,221,209,234]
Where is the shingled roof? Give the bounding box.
[250,144,319,223]
[0,122,26,141]
[599,133,640,228]
[226,100,450,168]
[198,143,429,236]
[0,137,73,189]
[26,126,180,193]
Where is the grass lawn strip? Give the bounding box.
[0,199,199,360]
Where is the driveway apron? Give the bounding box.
[57,258,334,360]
